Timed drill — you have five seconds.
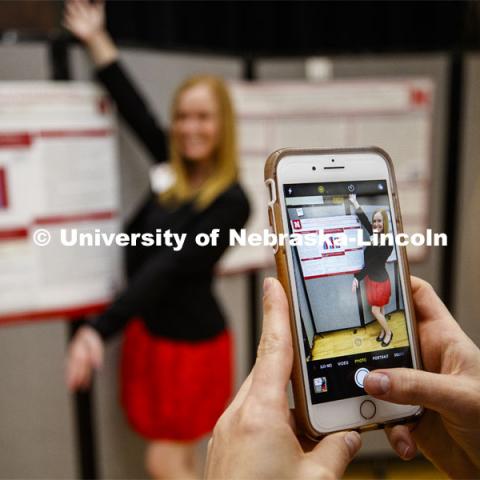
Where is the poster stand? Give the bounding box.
[50,34,98,480]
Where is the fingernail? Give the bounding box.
[263,277,273,294]
[344,431,361,456]
[364,372,390,395]
[397,440,411,460]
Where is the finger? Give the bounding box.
[306,431,361,478]
[66,1,82,17]
[74,355,88,390]
[75,0,89,17]
[410,277,456,329]
[67,356,84,391]
[249,277,293,404]
[63,8,76,25]
[384,424,417,460]
[364,368,464,416]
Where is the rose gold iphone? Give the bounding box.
[265,147,423,438]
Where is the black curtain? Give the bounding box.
[105,1,478,56]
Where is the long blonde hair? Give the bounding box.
[159,75,238,210]
[372,209,389,234]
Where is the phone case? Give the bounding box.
[264,146,423,439]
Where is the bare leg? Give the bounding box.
[371,306,391,339]
[145,441,198,480]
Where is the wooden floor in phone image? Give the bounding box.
[311,310,409,361]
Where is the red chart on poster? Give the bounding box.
[0,83,121,324]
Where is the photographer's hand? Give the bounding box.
[364,276,480,478]
[205,277,361,479]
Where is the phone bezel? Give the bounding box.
[276,150,422,433]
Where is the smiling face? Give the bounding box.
[372,211,384,234]
[172,83,221,165]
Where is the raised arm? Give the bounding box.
[63,0,168,163]
[349,194,373,235]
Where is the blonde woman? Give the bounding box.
[63,1,249,478]
[349,194,393,347]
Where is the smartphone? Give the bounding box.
[264,147,423,437]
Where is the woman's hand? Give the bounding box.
[348,193,359,209]
[66,325,104,391]
[63,0,106,44]
[352,277,359,293]
[205,278,361,480]
[364,276,480,478]
[63,0,118,67]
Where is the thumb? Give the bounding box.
[364,368,460,415]
[249,277,292,405]
[305,431,361,478]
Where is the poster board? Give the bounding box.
[0,83,120,323]
[221,77,434,272]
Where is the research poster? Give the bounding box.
[223,77,434,271]
[0,83,120,322]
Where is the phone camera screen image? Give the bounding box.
[284,180,413,405]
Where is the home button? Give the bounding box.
[360,400,376,420]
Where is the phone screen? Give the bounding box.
[284,180,413,404]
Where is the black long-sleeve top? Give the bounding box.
[89,61,250,341]
[354,206,392,282]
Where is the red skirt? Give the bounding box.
[365,276,391,307]
[120,319,233,441]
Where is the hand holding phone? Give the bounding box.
[205,277,361,480]
[365,276,480,477]
[207,275,480,479]
[265,147,423,437]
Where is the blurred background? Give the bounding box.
[0,1,479,479]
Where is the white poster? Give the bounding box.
[291,215,364,279]
[222,77,434,272]
[0,83,120,322]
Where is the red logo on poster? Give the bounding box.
[292,219,302,229]
[97,96,111,114]
[410,88,429,106]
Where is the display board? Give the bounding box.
[291,215,365,279]
[224,78,434,271]
[0,83,120,322]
